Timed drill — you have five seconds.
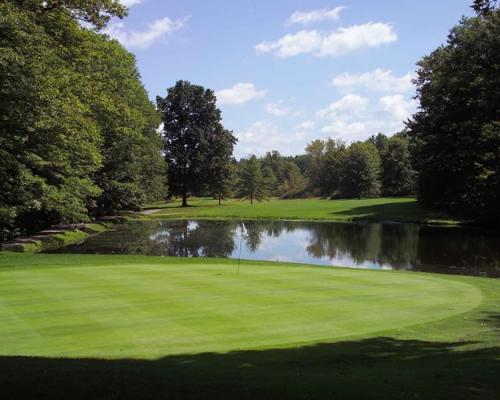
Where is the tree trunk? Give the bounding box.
[250,194,253,205]
[181,167,188,207]
[218,194,221,206]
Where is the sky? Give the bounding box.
[107,0,475,158]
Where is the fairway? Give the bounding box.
[140,197,455,224]
[0,254,481,359]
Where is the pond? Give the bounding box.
[51,219,500,277]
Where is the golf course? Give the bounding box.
[1,252,499,399]
[139,197,455,224]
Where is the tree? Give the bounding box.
[261,151,285,194]
[304,139,346,197]
[0,2,103,236]
[0,1,165,239]
[279,161,306,197]
[341,142,381,198]
[371,133,416,196]
[17,0,128,30]
[237,156,267,204]
[472,0,498,15]
[408,10,500,222]
[208,128,237,205]
[157,81,236,207]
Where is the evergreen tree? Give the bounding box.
[237,156,267,204]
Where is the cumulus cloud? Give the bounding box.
[315,93,415,142]
[216,83,267,105]
[120,0,143,6]
[295,120,315,130]
[265,102,292,117]
[316,94,369,119]
[236,121,304,156]
[379,94,417,121]
[255,22,397,58]
[332,69,415,93]
[321,120,367,136]
[289,7,344,25]
[104,17,186,48]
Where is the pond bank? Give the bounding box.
[0,223,110,253]
[134,197,467,226]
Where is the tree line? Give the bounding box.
[1,0,498,242]
[0,1,166,240]
[211,133,416,205]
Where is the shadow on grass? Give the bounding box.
[1,336,499,400]
[330,200,425,222]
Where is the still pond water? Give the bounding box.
[54,220,500,277]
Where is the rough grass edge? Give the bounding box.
[0,223,110,254]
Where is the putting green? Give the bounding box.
[0,254,481,359]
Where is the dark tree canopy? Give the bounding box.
[157,81,236,207]
[472,0,499,15]
[408,10,500,222]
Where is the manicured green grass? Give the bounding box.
[0,253,498,399]
[140,197,457,224]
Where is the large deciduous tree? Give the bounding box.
[0,1,165,239]
[157,81,236,207]
[408,10,500,222]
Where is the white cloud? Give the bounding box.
[265,102,291,117]
[104,17,186,49]
[255,22,397,58]
[216,83,267,105]
[289,7,344,25]
[120,0,142,6]
[379,94,416,121]
[236,121,304,156]
[316,94,369,119]
[295,120,315,130]
[332,69,415,93]
[321,120,366,136]
[315,93,415,142]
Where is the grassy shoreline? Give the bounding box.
[0,253,498,399]
[137,197,462,225]
[0,223,108,253]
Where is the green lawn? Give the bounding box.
[0,253,498,399]
[140,197,457,224]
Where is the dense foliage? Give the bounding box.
[236,156,268,204]
[408,9,500,222]
[157,81,237,207]
[0,1,165,240]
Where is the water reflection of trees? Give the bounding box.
[414,226,500,276]
[150,221,238,257]
[242,220,289,251]
[67,219,500,277]
[304,222,419,269]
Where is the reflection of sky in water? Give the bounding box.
[57,219,500,277]
[231,226,388,270]
[149,221,199,243]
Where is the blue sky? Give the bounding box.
[108,0,474,158]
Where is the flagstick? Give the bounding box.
[237,224,243,275]
[237,222,246,275]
